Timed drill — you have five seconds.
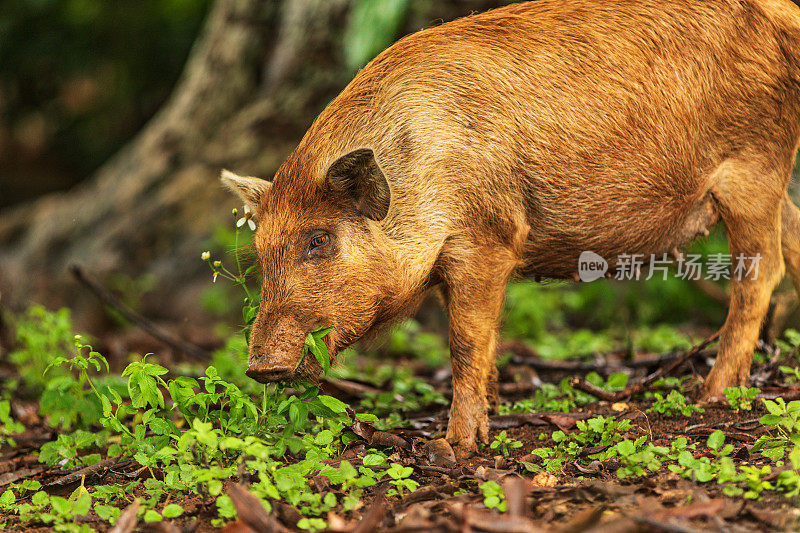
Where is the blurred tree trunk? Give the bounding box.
[0,0,501,333]
[0,0,346,330]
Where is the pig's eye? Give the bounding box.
[307,233,331,257]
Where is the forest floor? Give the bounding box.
[2,330,800,533]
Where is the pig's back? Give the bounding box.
[301,0,800,278]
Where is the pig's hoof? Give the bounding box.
[697,390,725,405]
[445,405,490,460]
[702,368,734,399]
[700,372,748,405]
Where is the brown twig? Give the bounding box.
[46,457,120,489]
[649,330,721,384]
[689,277,730,306]
[569,377,617,401]
[0,467,46,489]
[610,330,721,400]
[322,378,385,398]
[756,388,800,401]
[69,264,210,361]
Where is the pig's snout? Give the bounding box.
[245,363,294,383]
[247,315,308,383]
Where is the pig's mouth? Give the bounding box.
[246,349,328,385]
[245,365,295,383]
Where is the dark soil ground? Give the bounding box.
[2,338,799,532]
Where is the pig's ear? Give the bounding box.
[325,148,390,221]
[220,169,271,207]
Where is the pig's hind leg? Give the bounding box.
[703,162,786,397]
[439,240,518,459]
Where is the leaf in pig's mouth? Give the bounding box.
[294,326,334,377]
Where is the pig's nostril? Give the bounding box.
[246,365,294,383]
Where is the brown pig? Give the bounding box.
[222,0,800,457]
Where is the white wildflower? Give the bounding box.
[236,205,256,231]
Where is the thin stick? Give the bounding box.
[646,329,721,385]
[569,377,616,401]
[611,330,721,400]
[69,265,210,361]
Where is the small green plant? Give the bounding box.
[576,416,633,448]
[753,398,800,461]
[0,401,24,447]
[385,464,418,497]
[648,390,704,417]
[298,517,328,533]
[739,465,775,500]
[523,416,633,473]
[8,305,74,391]
[666,431,740,490]
[613,437,667,478]
[670,449,719,483]
[707,430,735,458]
[776,329,800,360]
[479,481,507,512]
[586,371,629,392]
[40,335,123,430]
[38,431,105,469]
[779,365,800,383]
[775,447,800,498]
[490,430,523,458]
[724,386,761,411]
[2,483,94,531]
[498,377,596,414]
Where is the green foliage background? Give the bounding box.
[0,0,211,205]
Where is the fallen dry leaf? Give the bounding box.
[421,438,456,467]
[466,507,547,533]
[228,484,289,533]
[108,499,140,533]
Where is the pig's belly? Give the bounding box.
[518,192,719,280]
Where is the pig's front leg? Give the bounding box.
[440,245,516,459]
